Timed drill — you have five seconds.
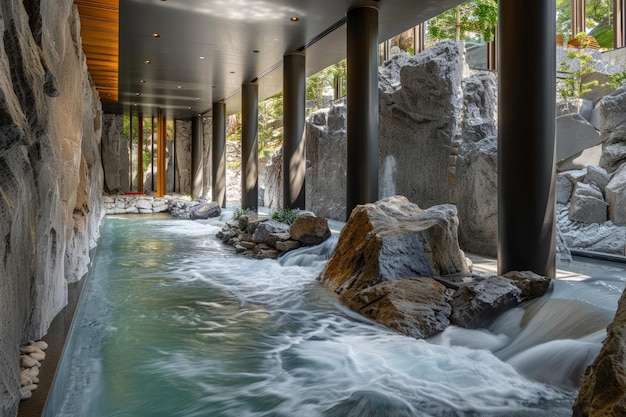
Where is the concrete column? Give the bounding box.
[283,52,306,209]
[241,83,258,210]
[498,0,556,278]
[212,102,226,207]
[346,5,379,220]
[191,116,204,197]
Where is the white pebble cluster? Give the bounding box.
[19,340,48,401]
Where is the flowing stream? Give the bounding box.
[43,214,626,417]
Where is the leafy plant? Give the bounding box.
[606,70,626,89]
[427,0,497,44]
[233,207,255,220]
[558,33,599,104]
[271,208,298,225]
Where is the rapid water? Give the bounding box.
[43,214,626,417]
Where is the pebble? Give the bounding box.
[18,340,48,401]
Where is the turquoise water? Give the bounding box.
[44,214,625,417]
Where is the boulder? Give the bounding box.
[573,288,626,417]
[175,119,192,195]
[556,113,602,165]
[449,271,551,328]
[101,114,130,194]
[190,201,221,220]
[557,172,575,204]
[584,165,611,196]
[318,196,469,337]
[379,42,465,209]
[289,216,331,246]
[606,163,626,226]
[350,278,452,339]
[569,182,608,224]
[461,71,498,144]
[599,86,626,173]
[457,136,498,257]
[252,220,290,243]
[305,103,347,220]
[263,146,283,212]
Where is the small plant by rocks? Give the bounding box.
[272,208,298,225]
[233,207,255,220]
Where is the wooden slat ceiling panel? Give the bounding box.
[75,0,119,102]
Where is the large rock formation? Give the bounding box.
[318,196,551,339]
[175,119,192,195]
[573,289,626,416]
[0,1,104,415]
[301,42,500,255]
[378,41,466,209]
[101,114,129,193]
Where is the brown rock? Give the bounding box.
[350,278,452,339]
[289,216,331,245]
[318,196,469,338]
[573,289,626,417]
[276,240,300,253]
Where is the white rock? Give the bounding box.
[20,355,40,368]
[31,340,48,351]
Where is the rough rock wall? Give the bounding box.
[202,116,212,199]
[0,1,103,415]
[101,114,128,193]
[301,42,498,254]
[175,119,191,195]
[379,41,466,209]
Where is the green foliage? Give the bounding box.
[558,33,600,103]
[271,208,298,225]
[427,0,497,44]
[306,59,347,115]
[233,207,255,220]
[607,70,626,89]
[258,93,283,159]
[557,0,613,47]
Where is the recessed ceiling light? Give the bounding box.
[139,79,146,83]
[152,33,160,38]
[253,50,260,53]
[144,60,151,64]
[290,17,299,22]
[188,107,192,109]
[196,97,200,100]
[199,56,205,60]
[136,92,141,96]
[177,85,182,88]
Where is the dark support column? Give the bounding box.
[241,83,259,210]
[156,109,167,197]
[212,102,226,207]
[572,0,585,37]
[283,52,306,210]
[191,116,204,197]
[616,0,626,48]
[498,0,556,278]
[346,5,379,220]
[138,114,144,192]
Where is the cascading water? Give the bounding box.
[43,214,626,417]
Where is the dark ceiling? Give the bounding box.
[102,0,464,119]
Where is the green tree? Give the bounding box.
[427,0,497,44]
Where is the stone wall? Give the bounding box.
[0,1,104,415]
[175,119,192,195]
